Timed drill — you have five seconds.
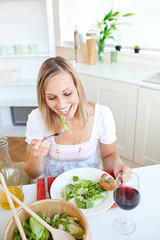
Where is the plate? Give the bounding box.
[50,167,114,216]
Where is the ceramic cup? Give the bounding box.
[13,45,22,55]
[28,44,37,54]
[0,45,7,55]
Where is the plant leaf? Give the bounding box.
[103,9,113,21]
[112,11,120,17]
[123,13,134,17]
[108,36,114,40]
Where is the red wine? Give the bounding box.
[114,186,140,210]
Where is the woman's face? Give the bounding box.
[45,70,79,119]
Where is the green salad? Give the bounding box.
[13,212,84,240]
[61,176,107,209]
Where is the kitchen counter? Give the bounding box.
[71,60,160,91]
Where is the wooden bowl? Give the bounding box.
[2,199,91,240]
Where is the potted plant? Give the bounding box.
[95,10,134,62]
[115,45,121,51]
[134,45,140,53]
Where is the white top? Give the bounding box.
[25,103,117,177]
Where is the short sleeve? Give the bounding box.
[25,108,46,144]
[99,105,117,144]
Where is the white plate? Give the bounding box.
[50,167,114,216]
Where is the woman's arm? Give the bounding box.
[24,138,50,179]
[100,142,130,178]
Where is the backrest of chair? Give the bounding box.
[15,162,31,185]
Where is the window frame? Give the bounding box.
[52,0,160,60]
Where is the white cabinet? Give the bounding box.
[134,87,160,165]
[0,0,55,137]
[79,74,138,161]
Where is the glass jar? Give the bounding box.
[110,51,118,63]
[86,32,96,65]
[0,136,24,210]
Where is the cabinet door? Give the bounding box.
[134,87,160,165]
[79,74,98,103]
[79,74,138,160]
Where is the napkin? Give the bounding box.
[37,177,56,201]
[36,169,117,208]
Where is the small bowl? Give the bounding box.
[2,199,91,240]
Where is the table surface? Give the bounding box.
[0,164,160,240]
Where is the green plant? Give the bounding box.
[96,9,134,61]
[134,45,140,49]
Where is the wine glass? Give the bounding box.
[113,171,141,235]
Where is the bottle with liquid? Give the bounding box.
[0,136,24,210]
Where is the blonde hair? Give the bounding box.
[37,57,89,133]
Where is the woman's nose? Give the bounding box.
[57,97,66,108]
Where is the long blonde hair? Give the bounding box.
[37,57,89,133]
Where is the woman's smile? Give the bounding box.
[59,105,72,116]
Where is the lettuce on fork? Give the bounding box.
[60,115,71,134]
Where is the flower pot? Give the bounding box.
[115,46,121,51]
[134,48,140,53]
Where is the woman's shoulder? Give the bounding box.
[27,108,44,125]
[95,103,112,115]
[28,107,41,118]
[88,102,112,121]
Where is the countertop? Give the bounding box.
[71,60,160,91]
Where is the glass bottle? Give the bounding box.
[0,136,24,210]
[74,25,80,62]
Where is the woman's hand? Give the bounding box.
[24,137,50,179]
[29,137,50,158]
[113,161,131,179]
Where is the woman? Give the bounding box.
[24,57,129,179]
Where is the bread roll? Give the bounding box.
[100,173,115,190]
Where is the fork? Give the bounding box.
[27,127,66,150]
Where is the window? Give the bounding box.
[54,0,160,54]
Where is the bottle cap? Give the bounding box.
[86,32,96,36]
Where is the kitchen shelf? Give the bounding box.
[0,53,50,58]
[0,125,26,137]
[0,0,55,80]
[0,98,37,107]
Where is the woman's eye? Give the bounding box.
[65,92,72,96]
[48,97,56,100]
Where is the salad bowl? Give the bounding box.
[2,199,91,240]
